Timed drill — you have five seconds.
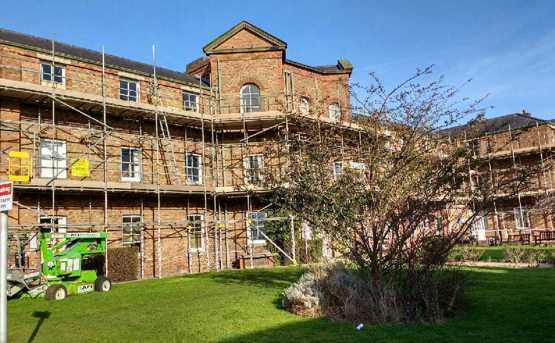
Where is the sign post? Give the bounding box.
[0,181,13,343]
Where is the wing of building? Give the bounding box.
[442,111,555,244]
[0,21,356,278]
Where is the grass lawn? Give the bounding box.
[8,266,555,343]
[476,245,555,262]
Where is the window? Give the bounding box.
[436,216,445,235]
[121,147,141,182]
[40,139,67,178]
[328,103,341,121]
[122,215,142,245]
[514,208,531,230]
[471,213,488,241]
[249,212,267,242]
[240,84,261,113]
[244,155,264,185]
[40,63,65,85]
[284,71,294,111]
[188,214,204,251]
[349,161,367,171]
[299,97,310,115]
[333,161,343,179]
[120,79,138,102]
[39,216,67,233]
[183,92,198,112]
[186,153,202,185]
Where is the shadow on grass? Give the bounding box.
[204,266,306,289]
[28,311,50,343]
[217,318,375,343]
[217,267,555,343]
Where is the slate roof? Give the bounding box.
[442,112,553,137]
[285,59,353,75]
[0,27,204,86]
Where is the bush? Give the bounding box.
[449,246,483,262]
[108,246,139,282]
[503,247,551,266]
[282,262,465,324]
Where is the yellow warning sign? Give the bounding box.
[8,151,31,183]
[71,158,90,177]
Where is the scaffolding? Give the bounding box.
[1,41,355,278]
[2,39,555,280]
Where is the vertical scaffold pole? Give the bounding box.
[152,45,162,278]
[102,46,109,277]
[289,215,296,264]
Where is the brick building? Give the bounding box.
[0,21,355,278]
[2,21,552,281]
[445,112,555,243]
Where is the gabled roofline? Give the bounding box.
[203,20,287,55]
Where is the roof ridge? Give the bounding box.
[0,27,203,86]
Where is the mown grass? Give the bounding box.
[450,244,555,262]
[8,265,555,342]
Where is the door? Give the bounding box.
[40,139,67,178]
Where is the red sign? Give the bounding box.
[0,181,13,211]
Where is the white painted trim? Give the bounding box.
[37,53,72,65]
[120,147,142,182]
[117,71,145,81]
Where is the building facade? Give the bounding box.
[0,21,355,279]
[446,112,555,243]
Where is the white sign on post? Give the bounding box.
[0,181,13,212]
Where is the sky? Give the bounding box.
[1,0,554,119]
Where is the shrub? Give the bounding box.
[108,246,139,282]
[449,246,482,262]
[283,262,465,324]
[504,246,528,264]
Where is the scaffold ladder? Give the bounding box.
[158,113,179,184]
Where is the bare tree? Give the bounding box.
[269,67,539,278]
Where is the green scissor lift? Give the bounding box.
[7,231,112,300]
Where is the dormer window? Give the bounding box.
[328,103,341,121]
[240,84,261,113]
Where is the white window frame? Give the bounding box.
[299,97,310,115]
[40,139,67,179]
[248,211,267,244]
[185,153,203,185]
[119,79,139,102]
[187,214,204,252]
[240,84,261,113]
[244,154,264,185]
[349,161,367,171]
[328,103,341,122]
[471,212,488,241]
[40,62,66,86]
[514,207,531,230]
[39,216,67,233]
[183,92,199,112]
[333,161,343,180]
[122,215,142,246]
[121,147,142,182]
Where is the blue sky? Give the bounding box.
[1,0,554,119]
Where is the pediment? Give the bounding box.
[203,21,287,54]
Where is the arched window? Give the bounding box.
[240,84,261,113]
[299,97,310,115]
[328,103,341,121]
